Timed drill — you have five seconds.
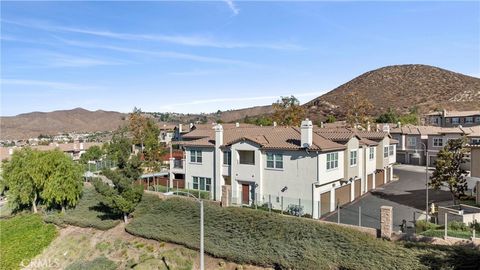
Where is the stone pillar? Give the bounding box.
[380,206,393,239]
[221,185,231,207]
[169,157,175,189]
[476,181,480,206]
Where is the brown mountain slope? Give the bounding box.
[0,108,127,139]
[217,105,274,122]
[304,64,480,122]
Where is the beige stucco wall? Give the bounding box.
[471,148,480,177]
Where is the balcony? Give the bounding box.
[170,158,185,173]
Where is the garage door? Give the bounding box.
[396,153,406,164]
[367,174,373,191]
[320,191,331,216]
[354,179,361,198]
[335,184,351,207]
[410,154,420,165]
[375,170,384,188]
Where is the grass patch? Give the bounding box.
[0,214,57,270]
[44,186,120,230]
[420,229,473,239]
[65,256,116,270]
[126,194,480,270]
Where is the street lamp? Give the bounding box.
[412,141,429,223]
[164,191,204,270]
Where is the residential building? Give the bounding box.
[0,141,102,161]
[158,123,176,144]
[170,120,397,218]
[425,110,480,127]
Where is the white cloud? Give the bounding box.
[1,79,103,91]
[224,0,240,16]
[3,19,302,50]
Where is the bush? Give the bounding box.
[0,214,57,270]
[124,194,479,270]
[415,220,438,233]
[65,256,116,270]
[43,186,120,230]
[448,221,469,231]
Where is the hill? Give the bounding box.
[0,108,127,140]
[304,64,480,122]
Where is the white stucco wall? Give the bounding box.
[184,147,215,194]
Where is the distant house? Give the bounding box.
[0,141,102,161]
[425,110,480,127]
[158,123,176,144]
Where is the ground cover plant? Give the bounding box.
[0,214,57,270]
[126,194,480,270]
[416,220,475,240]
[44,186,120,230]
[149,184,210,199]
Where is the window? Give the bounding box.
[389,145,394,156]
[223,151,231,165]
[369,147,375,160]
[466,117,474,124]
[266,153,283,169]
[350,150,358,166]
[433,138,443,147]
[472,138,480,145]
[407,137,416,147]
[190,150,202,163]
[238,150,255,165]
[452,118,460,124]
[476,117,480,123]
[326,152,339,170]
[384,146,389,158]
[192,176,211,191]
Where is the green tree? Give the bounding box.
[325,115,336,123]
[1,148,46,213]
[94,169,143,223]
[41,150,83,212]
[430,138,468,204]
[376,108,398,123]
[272,95,306,126]
[79,145,104,164]
[142,119,164,172]
[105,128,132,169]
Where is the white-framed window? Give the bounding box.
[266,153,283,169]
[193,176,211,191]
[238,150,255,165]
[350,150,358,166]
[384,146,389,158]
[407,137,417,147]
[475,117,480,123]
[452,117,460,124]
[326,152,339,170]
[369,147,375,160]
[466,117,474,124]
[389,145,394,156]
[190,150,202,163]
[223,151,231,165]
[433,138,443,147]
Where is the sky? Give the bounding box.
[1,1,479,116]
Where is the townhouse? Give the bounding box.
[170,120,397,219]
[425,110,480,127]
[391,124,480,168]
[0,141,102,161]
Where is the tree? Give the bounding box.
[94,169,143,223]
[344,93,374,128]
[272,95,306,126]
[105,128,132,169]
[41,150,83,212]
[325,115,336,123]
[79,145,104,164]
[1,148,46,213]
[430,138,468,204]
[128,107,149,148]
[142,119,164,172]
[376,108,398,123]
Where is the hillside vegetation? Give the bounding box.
[126,195,480,270]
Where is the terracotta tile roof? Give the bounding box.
[391,125,469,135]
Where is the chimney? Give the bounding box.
[80,143,84,150]
[8,148,13,155]
[189,123,193,129]
[178,124,183,133]
[442,109,447,117]
[367,121,371,132]
[273,121,277,127]
[397,121,401,128]
[235,122,240,128]
[215,124,224,146]
[320,122,324,128]
[300,119,313,148]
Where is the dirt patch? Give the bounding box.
[26,224,270,270]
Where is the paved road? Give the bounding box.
[323,165,454,231]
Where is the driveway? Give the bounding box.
[323,164,454,231]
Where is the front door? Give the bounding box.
[242,184,250,205]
